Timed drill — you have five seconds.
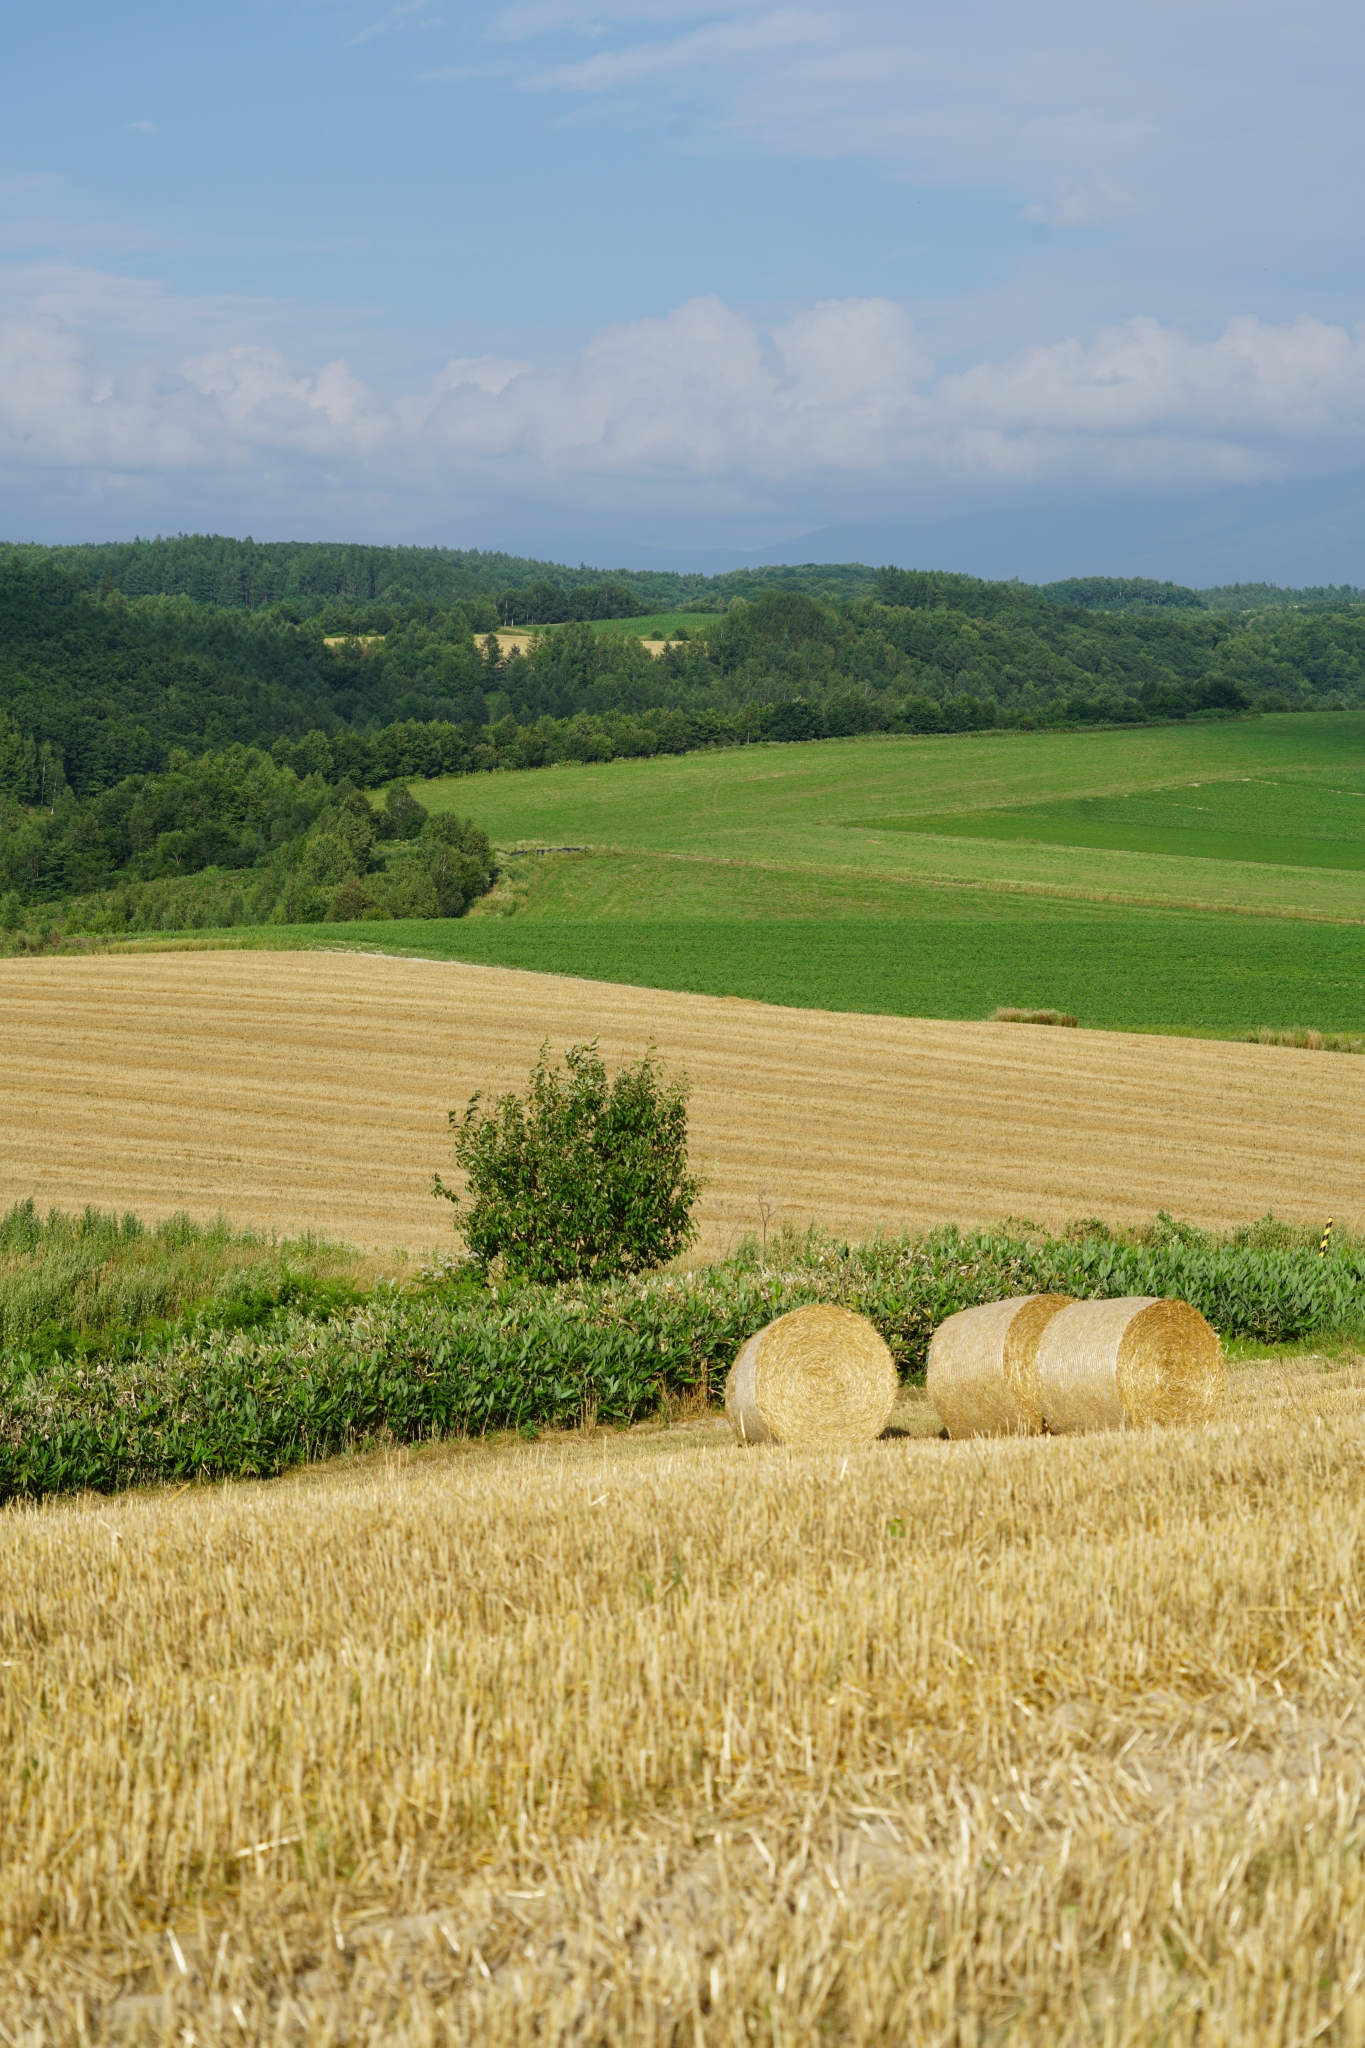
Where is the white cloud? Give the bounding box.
[127,120,157,134]
[937,316,1365,451]
[774,298,931,407]
[5,275,1365,526]
[185,347,391,453]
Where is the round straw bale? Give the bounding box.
[725,1304,897,1448]
[1036,1296,1224,1434]
[926,1294,1074,1438]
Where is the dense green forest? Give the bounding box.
[5,536,1365,936]
[1047,575,1365,615]
[10,533,1361,619]
[8,550,1365,807]
[4,534,879,616]
[0,746,494,933]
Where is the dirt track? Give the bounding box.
[2,950,1360,1255]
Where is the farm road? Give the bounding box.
[0,951,1359,1254]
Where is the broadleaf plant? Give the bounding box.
[434,1040,700,1283]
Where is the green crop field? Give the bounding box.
[118,713,1365,1036]
[420,713,1365,1032]
[98,708,1365,1032]
[412,711,1365,906]
[190,900,1364,1037]
[417,712,1365,911]
[886,773,1365,871]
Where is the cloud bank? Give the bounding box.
[6,281,1365,538]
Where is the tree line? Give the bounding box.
[5,534,877,617]
[14,532,1360,619]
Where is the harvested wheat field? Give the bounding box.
[2,950,1362,1255]
[4,1357,1365,2043]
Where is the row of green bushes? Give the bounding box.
[2,1214,1359,1501]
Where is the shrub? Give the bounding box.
[992,1006,1079,1027]
[434,1041,700,1283]
[327,875,381,921]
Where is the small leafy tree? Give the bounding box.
[413,814,493,916]
[378,782,429,841]
[434,1041,700,1282]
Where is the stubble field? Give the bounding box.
[2,949,1363,1254]
[7,836,1365,2041]
[5,1355,1365,2043]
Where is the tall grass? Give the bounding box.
[1246,1024,1365,1053]
[990,1005,1078,1026]
[0,1198,379,1364]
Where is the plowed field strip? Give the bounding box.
[1,952,1359,1255]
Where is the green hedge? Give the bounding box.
[2,1219,1361,1500]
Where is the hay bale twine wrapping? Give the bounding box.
[926,1294,1074,1439]
[725,1304,897,1448]
[1036,1296,1224,1434]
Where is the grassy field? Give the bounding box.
[44,716,1365,1035]
[7,1354,1365,2041]
[274,713,1365,1034]
[424,714,1365,904]
[324,892,1365,1036]
[892,772,1365,871]
[0,1200,381,1365]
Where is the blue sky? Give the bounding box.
[2,0,1364,580]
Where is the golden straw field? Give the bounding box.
[2,949,1363,1255]
[4,1358,1365,2043]
[7,948,1365,2041]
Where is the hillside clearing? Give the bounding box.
[493,626,682,658]
[0,951,1360,1256]
[5,1354,1365,2041]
